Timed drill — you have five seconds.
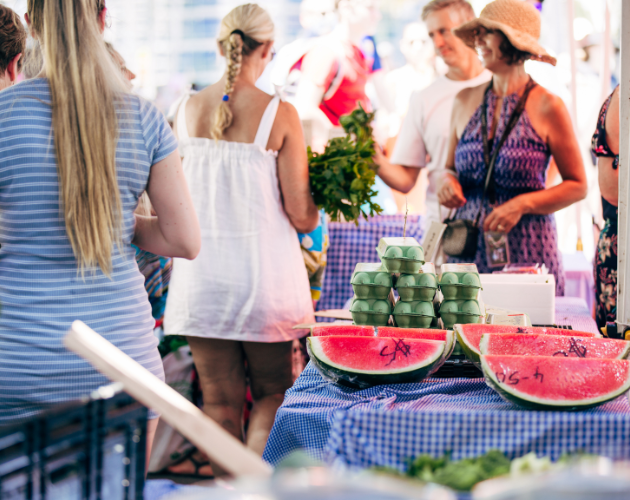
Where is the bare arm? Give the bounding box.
[133,150,201,259]
[276,102,319,233]
[373,145,420,193]
[484,93,587,232]
[437,93,468,208]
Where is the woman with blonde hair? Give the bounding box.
[163,3,318,474]
[0,0,201,456]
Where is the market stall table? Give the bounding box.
[263,297,630,470]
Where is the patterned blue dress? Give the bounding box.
[449,86,565,295]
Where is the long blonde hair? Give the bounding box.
[27,0,128,275]
[211,4,274,140]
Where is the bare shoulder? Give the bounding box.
[529,85,566,118]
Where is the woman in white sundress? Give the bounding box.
[163,3,319,474]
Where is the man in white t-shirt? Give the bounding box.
[375,0,491,224]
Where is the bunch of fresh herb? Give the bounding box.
[308,103,382,225]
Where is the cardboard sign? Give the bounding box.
[421,220,447,263]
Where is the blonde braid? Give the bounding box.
[210,32,243,140]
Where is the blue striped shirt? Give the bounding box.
[0,79,177,424]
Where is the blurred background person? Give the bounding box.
[106,42,137,88]
[374,0,491,228]
[0,4,26,90]
[292,0,391,151]
[437,0,587,294]
[591,85,619,334]
[163,4,318,476]
[383,22,437,141]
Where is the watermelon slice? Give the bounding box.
[377,327,455,360]
[480,334,630,359]
[455,324,601,365]
[307,336,445,388]
[311,325,375,337]
[481,355,630,410]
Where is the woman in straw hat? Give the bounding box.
[437,0,587,293]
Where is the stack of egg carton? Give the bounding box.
[349,237,437,327]
[437,263,483,329]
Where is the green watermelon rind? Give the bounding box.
[454,324,482,367]
[480,355,630,411]
[307,337,445,389]
[479,334,630,360]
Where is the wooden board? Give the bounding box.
[64,321,271,478]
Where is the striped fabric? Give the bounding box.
[0,79,177,425]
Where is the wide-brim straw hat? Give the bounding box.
[453,0,557,66]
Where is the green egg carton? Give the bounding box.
[396,263,438,302]
[393,300,435,328]
[438,263,482,300]
[350,263,393,300]
[376,237,425,273]
[439,299,482,329]
[350,297,393,326]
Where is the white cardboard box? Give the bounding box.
[479,273,556,325]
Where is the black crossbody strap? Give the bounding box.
[473,77,536,226]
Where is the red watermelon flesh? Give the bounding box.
[456,323,601,365]
[311,325,375,337]
[307,336,445,388]
[377,327,455,359]
[480,334,630,359]
[481,355,630,409]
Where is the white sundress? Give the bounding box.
[163,94,314,342]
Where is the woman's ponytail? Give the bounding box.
[27,0,127,276]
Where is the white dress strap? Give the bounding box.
[176,94,192,141]
[253,96,281,149]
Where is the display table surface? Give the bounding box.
[263,297,630,470]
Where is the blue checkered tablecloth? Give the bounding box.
[263,299,630,469]
[316,215,424,314]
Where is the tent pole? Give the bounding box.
[617,0,630,335]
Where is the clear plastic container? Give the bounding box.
[439,263,481,300]
[393,300,436,328]
[351,263,393,300]
[377,237,425,273]
[350,297,393,326]
[439,299,482,329]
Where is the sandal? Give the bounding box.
[164,447,214,479]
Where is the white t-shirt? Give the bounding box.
[390,71,492,222]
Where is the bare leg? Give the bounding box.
[242,340,294,455]
[187,336,246,477]
[146,417,159,474]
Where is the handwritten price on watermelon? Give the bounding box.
[380,339,412,366]
[495,367,544,385]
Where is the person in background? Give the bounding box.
[293,0,392,150]
[0,0,200,473]
[163,3,318,476]
[374,0,491,227]
[105,42,137,87]
[592,86,619,334]
[383,22,436,140]
[437,0,587,294]
[0,5,26,90]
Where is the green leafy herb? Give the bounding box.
[308,103,382,224]
[376,450,511,492]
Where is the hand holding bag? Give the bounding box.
[442,78,536,259]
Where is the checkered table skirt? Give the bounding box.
[316,215,424,314]
[263,299,630,470]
